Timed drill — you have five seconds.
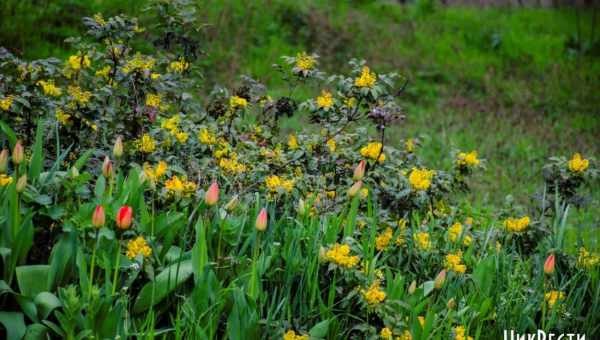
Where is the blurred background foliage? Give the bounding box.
[1,0,599,229]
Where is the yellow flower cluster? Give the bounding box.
[168,57,190,73]
[283,330,308,340]
[161,115,188,143]
[143,161,168,183]
[568,153,589,173]
[199,128,217,145]
[68,86,92,105]
[0,96,13,111]
[95,65,111,79]
[408,168,435,191]
[326,139,336,153]
[448,222,463,242]
[229,96,248,109]
[67,54,91,71]
[146,93,162,108]
[360,142,385,163]
[126,236,152,259]
[445,251,467,273]
[405,138,415,153]
[55,109,71,125]
[37,80,62,97]
[164,175,197,197]
[544,290,565,308]
[316,90,333,109]
[265,175,294,193]
[354,66,376,88]
[218,155,247,174]
[93,13,107,26]
[413,232,431,251]
[454,326,473,340]
[577,247,600,269]
[137,134,157,153]
[375,227,394,251]
[324,243,360,268]
[0,174,13,186]
[287,134,299,150]
[397,330,413,340]
[504,216,530,233]
[380,327,393,339]
[361,281,386,305]
[122,53,155,74]
[295,52,316,72]
[456,151,480,167]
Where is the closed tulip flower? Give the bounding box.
[408,280,417,295]
[544,254,555,275]
[434,269,446,289]
[0,149,8,173]
[353,160,366,181]
[116,205,133,230]
[113,136,124,159]
[16,174,27,193]
[347,180,363,197]
[12,141,24,165]
[102,156,113,178]
[205,181,219,206]
[92,205,105,228]
[255,208,268,231]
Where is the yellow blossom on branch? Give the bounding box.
[568,153,589,173]
[354,66,376,88]
[408,168,435,191]
[126,236,152,259]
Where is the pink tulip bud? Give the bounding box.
[204,181,219,206]
[544,254,555,275]
[102,156,113,178]
[434,270,446,289]
[0,149,8,173]
[92,205,105,228]
[116,205,133,230]
[16,174,27,193]
[353,160,366,181]
[347,180,363,197]
[12,141,24,165]
[113,136,124,159]
[255,208,268,231]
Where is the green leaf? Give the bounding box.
[0,120,17,147]
[24,323,49,340]
[74,149,93,171]
[422,280,435,297]
[34,292,62,319]
[473,257,495,296]
[133,259,193,313]
[309,319,330,338]
[29,121,44,180]
[16,265,50,297]
[0,312,26,340]
[192,219,208,282]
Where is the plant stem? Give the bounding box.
[112,234,123,296]
[88,228,100,298]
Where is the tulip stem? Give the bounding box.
[111,234,123,296]
[88,229,100,298]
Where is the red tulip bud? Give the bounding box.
[434,270,446,289]
[92,205,105,228]
[116,205,133,230]
[255,208,268,231]
[12,141,24,165]
[544,254,555,275]
[102,156,113,178]
[347,180,363,197]
[0,149,8,173]
[353,160,366,181]
[205,181,219,206]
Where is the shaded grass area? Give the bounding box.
[1,0,599,242]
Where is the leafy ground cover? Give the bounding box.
[0,0,599,339]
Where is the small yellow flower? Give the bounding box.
[448,222,463,242]
[199,128,217,145]
[360,187,369,200]
[126,236,152,259]
[229,96,247,109]
[398,330,413,340]
[417,316,425,328]
[218,156,247,174]
[122,53,155,74]
[375,227,394,251]
[168,57,190,73]
[344,97,357,108]
[146,93,161,108]
[164,175,197,197]
[413,232,431,251]
[0,174,13,186]
[445,251,467,273]
[55,109,71,125]
[324,243,360,268]
[95,65,111,79]
[544,290,565,308]
[68,86,92,105]
[0,96,13,111]
[504,216,530,233]
[354,66,376,88]
[405,138,415,153]
[454,326,473,340]
[360,142,385,163]
[137,134,157,153]
[568,153,589,173]
[93,13,107,26]
[326,138,336,153]
[37,80,62,97]
[283,330,309,340]
[380,327,393,339]
[408,168,435,191]
[67,54,91,71]
[144,161,168,183]
[265,175,294,193]
[577,247,600,269]
[175,131,189,143]
[295,52,316,72]
[456,151,480,167]
[316,90,334,109]
[361,281,386,305]
[463,235,473,246]
[287,134,299,150]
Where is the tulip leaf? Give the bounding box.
[29,121,44,180]
[133,259,193,313]
[16,265,50,298]
[0,312,26,340]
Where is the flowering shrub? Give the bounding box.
[0,6,599,340]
